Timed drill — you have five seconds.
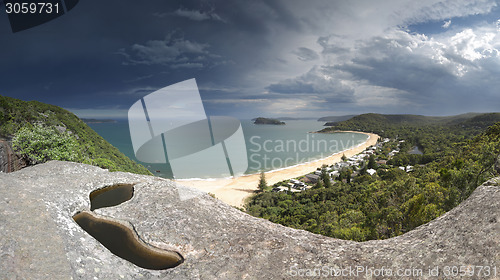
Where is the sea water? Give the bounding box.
[88,120,368,179]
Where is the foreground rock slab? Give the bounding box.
[0,161,498,279]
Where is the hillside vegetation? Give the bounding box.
[317,115,356,122]
[319,113,500,134]
[320,113,500,161]
[0,95,151,175]
[247,113,500,241]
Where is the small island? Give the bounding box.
[253,117,285,125]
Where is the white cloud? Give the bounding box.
[323,21,499,112]
[447,28,499,62]
[396,0,497,26]
[263,12,500,115]
[442,20,452,29]
[115,86,160,96]
[203,98,267,104]
[174,8,226,23]
[272,0,496,41]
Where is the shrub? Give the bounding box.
[12,124,81,164]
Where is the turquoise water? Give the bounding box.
[89,120,368,179]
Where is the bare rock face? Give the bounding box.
[495,154,500,174]
[0,161,499,279]
[0,138,28,173]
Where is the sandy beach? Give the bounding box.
[176,131,380,208]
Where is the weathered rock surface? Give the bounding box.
[0,161,498,279]
[495,155,500,174]
[0,138,27,173]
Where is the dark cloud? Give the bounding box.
[0,0,499,119]
[293,47,319,61]
[118,32,222,68]
[317,36,350,54]
[267,67,355,103]
[173,8,226,22]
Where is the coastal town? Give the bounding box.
[271,137,419,193]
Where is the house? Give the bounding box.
[302,185,313,191]
[329,170,339,177]
[305,174,320,183]
[398,165,414,172]
[272,186,300,193]
[388,150,399,157]
[335,162,349,169]
[367,168,376,176]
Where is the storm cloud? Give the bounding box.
[0,0,499,118]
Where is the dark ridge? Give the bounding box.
[73,211,184,270]
[317,115,356,122]
[90,184,134,211]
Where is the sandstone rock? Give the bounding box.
[495,154,500,174]
[0,138,28,173]
[0,161,498,279]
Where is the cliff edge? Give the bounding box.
[0,161,498,279]
[0,138,28,173]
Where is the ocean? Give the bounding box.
[88,120,368,179]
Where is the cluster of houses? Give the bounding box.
[272,179,313,193]
[271,138,416,193]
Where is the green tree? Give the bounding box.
[314,178,324,189]
[321,167,332,188]
[368,154,377,169]
[258,172,268,192]
[359,164,368,175]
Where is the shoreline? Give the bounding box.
[176,131,380,208]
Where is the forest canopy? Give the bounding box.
[247,114,500,241]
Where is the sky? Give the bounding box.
[0,0,499,119]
